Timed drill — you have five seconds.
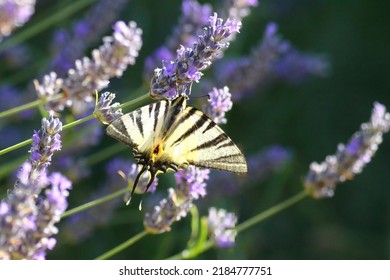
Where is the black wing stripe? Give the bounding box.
[106,117,136,148]
[209,153,244,162]
[190,133,229,152]
[135,108,144,137]
[153,100,161,132]
[171,112,209,146]
[164,106,197,139]
[216,140,236,150]
[202,120,216,134]
[148,102,153,118]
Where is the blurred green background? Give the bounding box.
[1,0,389,259]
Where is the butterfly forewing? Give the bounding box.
[106,100,169,152]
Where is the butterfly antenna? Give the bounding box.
[126,165,147,206]
[138,170,157,211]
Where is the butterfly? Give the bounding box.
[106,94,247,205]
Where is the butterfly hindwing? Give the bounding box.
[163,105,248,173]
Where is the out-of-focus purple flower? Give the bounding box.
[0,161,71,259]
[214,22,328,101]
[221,0,259,25]
[0,0,36,41]
[207,207,237,248]
[304,102,390,199]
[63,158,158,242]
[274,50,329,83]
[215,22,289,100]
[0,84,34,119]
[50,0,128,76]
[29,114,62,170]
[204,86,233,124]
[35,21,142,115]
[208,145,292,195]
[150,13,241,99]
[54,156,90,182]
[94,92,123,124]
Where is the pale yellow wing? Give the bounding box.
[163,106,248,173]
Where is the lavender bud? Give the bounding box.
[151,13,241,99]
[204,86,233,124]
[29,114,62,170]
[94,92,123,124]
[208,207,237,248]
[35,21,142,114]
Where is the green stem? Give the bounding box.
[0,0,96,53]
[236,190,308,233]
[0,99,43,119]
[62,114,95,130]
[0,139,32,156]
[0,114,94,156]
[119,93,150,110]
[95,231,148,260]
[166,190,309,259]
[61,187,129,219]
[167,241,213,260]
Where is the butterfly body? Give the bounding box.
[106,95,247,202]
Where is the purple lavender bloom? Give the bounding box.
[94,92,123,124]
[144,165,210,234]
[50,0,128,76]
[175,166,210,200]
[204,86,233,124]
[304,102,390,199]
[35,21,142,115]
[144,188,192,234]
[150,13,241,99]
[143,0,212,80]
[207,207,237,248]
[0,0,36,41]
[0,161,71,259]
[29,114,62,170]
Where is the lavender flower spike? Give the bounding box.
[304,102,390,199]
[0,162,72,259]
[144,188,192,234]
[150,13,241,99]
[0,0,36,41]
[30,114,62,170]
[35,21,142,114]
[144,166,210,234]
[208,207,237,248]
[94,92,123,124]
[205,86,233,124]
